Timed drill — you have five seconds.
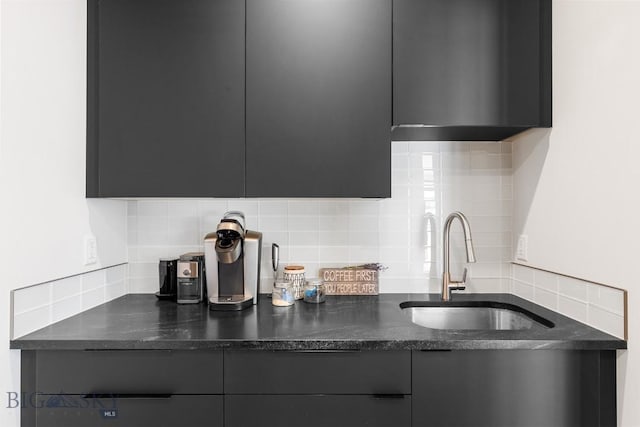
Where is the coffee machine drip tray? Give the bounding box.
[209,295,254,311]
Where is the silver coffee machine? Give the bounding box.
[204,211,262,311]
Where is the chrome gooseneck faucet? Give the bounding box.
[442,212,476,301]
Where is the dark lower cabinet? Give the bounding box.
[21,350,224,427]
[245,0,392,197]
[412,350,616,427]
[22,349,616,427]
[225,395,411,427]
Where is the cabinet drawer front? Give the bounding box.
[36,351,222,394]
[226,395,410,427]
[412,350,606,427]
[36,395,222,427]
[224,350,410,394]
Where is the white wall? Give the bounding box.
[512,1,640,425]
[0,0,127,425]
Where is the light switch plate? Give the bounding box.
[516,234,528,262]
[84,234,97,265]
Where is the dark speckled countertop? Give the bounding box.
[10,293,626,351]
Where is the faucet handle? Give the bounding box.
[449,268,468,292]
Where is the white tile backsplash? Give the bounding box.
[290,231,320,246]
[558,296,588,324]
[13,306,51,340]
[125,141,513,294]
[318,230,350,246]
[11,264,128,339]
[137,200,168,217]
[259,200,289,216]
[82,287,106,311]
[129,262,156,279]
[260,215,288,231]
[558,276,588,302]
[534,270,559,293]
[51,276,82,302]
[289,200,318,216]
[129,277,157,294]
[232,200,259,215]
[534,287,559,311]
[512,264,626,339]
[167,200,198,217]
[51,295,83,323]
[290,246,320,263]
[588,305,625,339]
[106,264,127,283]
[289,215,319,232]
[105,280,127,302]
[513,280,535,300]
[81,269,106,292]
[13,283,51,315]
[513,263,535,284]
[589,285,626,316]
[466,278,504,293]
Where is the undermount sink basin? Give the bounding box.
[400,301,554,331]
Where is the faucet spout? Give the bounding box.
[442,212,476,301]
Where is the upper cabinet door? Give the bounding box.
[87,0,245,197]
[393,0,551,140]
[246,0,392,197]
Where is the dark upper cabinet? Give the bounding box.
[87,0,551,197]
[245,0,391,197]
[392,0,552,141]
[87,0,245,197]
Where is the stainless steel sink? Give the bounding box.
[400,302,554,330]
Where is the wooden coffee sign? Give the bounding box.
[320,268,379,295]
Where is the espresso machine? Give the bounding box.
[204,211,262,311]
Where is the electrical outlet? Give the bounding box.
[516,234,528,262]
[84,234,97,265]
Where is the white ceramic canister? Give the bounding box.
[283,265,306,300]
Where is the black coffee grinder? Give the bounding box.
[176,252,207,304]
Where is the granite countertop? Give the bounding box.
[10,293,626,351]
